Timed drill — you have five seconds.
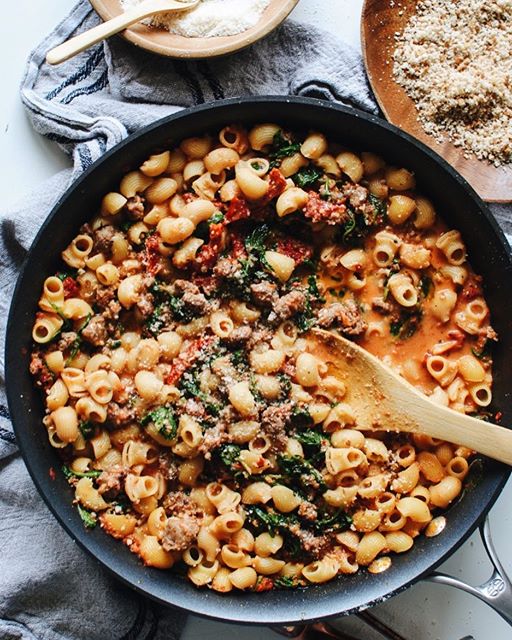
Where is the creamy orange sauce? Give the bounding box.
[318,221,493,400]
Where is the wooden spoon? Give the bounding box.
[309,328,512,465]
[46,0,200,65]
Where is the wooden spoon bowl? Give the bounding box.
[361,0,512,203]
[309,328,512,466]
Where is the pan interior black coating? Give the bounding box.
[6,97,512,625]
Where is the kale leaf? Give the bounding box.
[368,193,387,220]
[390,310,422,340]
[278,455,327,492]
[245,505,298,535]
[218,444,241,469]
[307,274,324,300]
[250,159,268,172]
[292,165,323,189]
[179,368,221,417]
[228,224,275,293]
[77,504,97,529]
[291,405,314,430]
[295,430,323,448]
[56,270,78,282]
[339,204,382,246]
[295,308,315,333]
[273,575,298,589]
[472,339,493,360]
[294,304,316,332]
[292,406,325,465]
[341,213,357,242]
[269,131,301,167]
[78,420,95,440]
[168,294,195,324]
[145,302,167,337]
[194,211,224,239]
[312,508,352,533]
[231,349,249,371]
[209,211,225,225]
[245,224,271,263]
[420,275,432,298]
[319,177,332,201]
[146,283,195,335]
[141,405,177,440]
[294,276,323,333]
[110,493,131,514]
[62,465,102,480]
[278,372,292,400]
[60,312,92,365]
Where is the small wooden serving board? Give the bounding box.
[361,0,512,203]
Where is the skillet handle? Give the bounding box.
[271,613,407,640]
[427,517,512,626]
[270,622,361,640]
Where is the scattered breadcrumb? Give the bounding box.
[393,0,512,166]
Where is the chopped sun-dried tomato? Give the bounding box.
[195,223,226,272]
[276,237,314,264]
[461,274,483,301]
[226,197,251,223]
[62,276,79,299]
[49,467,56,481]
[143,234,161,276]
[254,577,274,592]
[266,168,287,200]
[165,335,216,385]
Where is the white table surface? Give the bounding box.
[2,2,512,639]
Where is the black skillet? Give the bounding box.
[6,97,512,637]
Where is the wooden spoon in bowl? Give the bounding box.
[46,0,200,65]
[309,328,512,466]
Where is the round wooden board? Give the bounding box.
[361,0,512,203]
[90,0,299,59]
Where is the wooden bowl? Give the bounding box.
[90,0,299,59]
[361,0,512,203]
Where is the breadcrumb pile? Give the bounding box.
[393,0,512,166]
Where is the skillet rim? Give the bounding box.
[5,95,512,625]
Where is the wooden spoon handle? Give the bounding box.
[46,6,151,65]
[46,1,191,65]
[407,399,512,466]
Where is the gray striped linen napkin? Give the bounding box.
[1,3,511,640]
[0,2,380,639]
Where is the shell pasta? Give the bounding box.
[29,123,497,591]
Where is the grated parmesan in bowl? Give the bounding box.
[393,0,512,166]
[121,0,272,38]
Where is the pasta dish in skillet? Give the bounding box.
[30,124,496,590]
